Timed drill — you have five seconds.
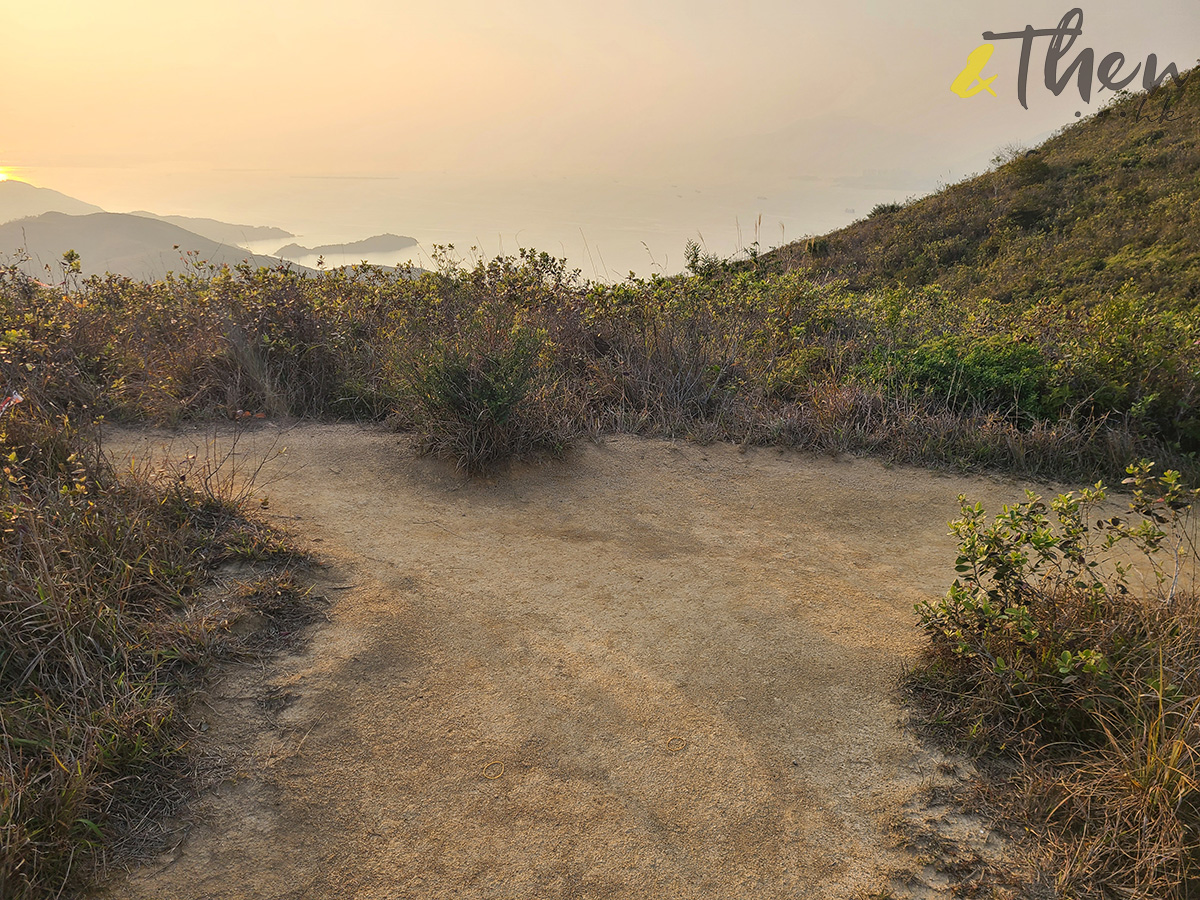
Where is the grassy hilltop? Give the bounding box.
[765,69,1200,308]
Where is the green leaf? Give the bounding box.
[75,818,104,840]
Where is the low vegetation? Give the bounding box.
[0,342,311,897]
[2,240,1196,480]
[910,462,1199,898]
[401,295,575,473]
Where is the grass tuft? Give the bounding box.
[404,313,573,472]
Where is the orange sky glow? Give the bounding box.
[2,0,1198,274]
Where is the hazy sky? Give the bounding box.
[2,1,1198,275]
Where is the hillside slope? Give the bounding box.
[765,71,1200,308]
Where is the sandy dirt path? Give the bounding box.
[96,424,1047,900]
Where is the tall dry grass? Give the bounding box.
[0,368,311,898]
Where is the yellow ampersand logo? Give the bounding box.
[951,43,998,97]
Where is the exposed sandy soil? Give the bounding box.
[94,424,1050,900]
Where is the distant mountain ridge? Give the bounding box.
[0,212,311,280]
[0,180,422,281]
[0,180,104,223]
[276,233,417,260]
[129,211,293,246]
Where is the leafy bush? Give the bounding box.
[1005,154,1053,186]
[1003,195,1054,231]
[901,335,1056,419]
[911,460,1200,897]
[684,239,726,277]
[805,236,832,257]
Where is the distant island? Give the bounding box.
[276,233,418,259]
[129,211,293,245]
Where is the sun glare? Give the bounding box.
[0,171,8,182]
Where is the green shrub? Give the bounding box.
[684,239,725,277]
[900,335,1056,419]
[805,236,832,257]
[1003,196,1054,231]
[910,460,1200,897]
[1005,154,1052,186]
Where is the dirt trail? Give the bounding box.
[97,424,1044,900]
